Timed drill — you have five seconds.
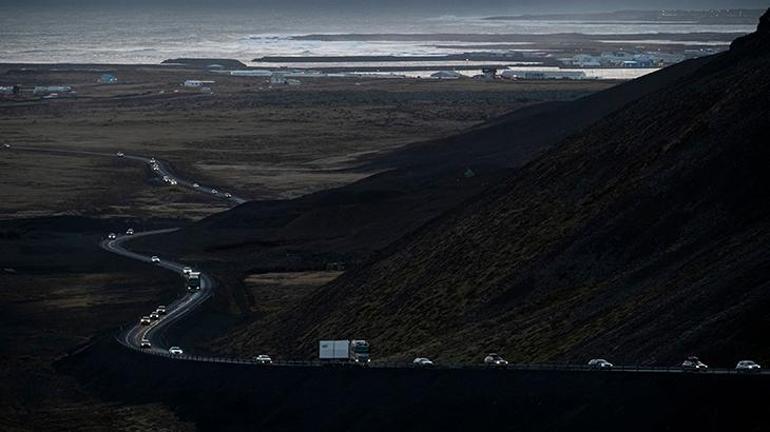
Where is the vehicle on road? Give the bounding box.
[224,192,232,198]
[192,183,200,188]
[252,354,273,365]
[140,316,151,325]
[211,189,218,194]
[116,152,124,157]
[736,360,761,372]
[319,340,370,364]
[170,179,178,185]
[681,356,708,370]
[149,312,160,320]
[151,256,161,264]
[140,339,152,349]
[108,233,117,240]
[126,228,134,235]
[413,357,434,367]
[169,346,184,355]
[150,158,156,163]
[484,353,509,367]
[182,267,192,275]
[186,271,201,291]
[588,358,614,369]
[152,165,160,171]
[3,143,10,148]
[156,305,167,315]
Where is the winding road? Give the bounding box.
[5,144,770,374]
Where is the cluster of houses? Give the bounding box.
[561,49,720,68]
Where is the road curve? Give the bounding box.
[102,229,215,353]
[6,145,247,204]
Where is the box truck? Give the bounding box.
[319,340,370,363]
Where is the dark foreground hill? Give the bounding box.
[230,11,770,364]
[139,39,713,282]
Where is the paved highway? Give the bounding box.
[102,229,215,353]
[5,145,246,204]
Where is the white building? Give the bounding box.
[430,70,463,80]
[183,80,215,88]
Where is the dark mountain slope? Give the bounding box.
[142,48,714,277]
[233,11,770,364]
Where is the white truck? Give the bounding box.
[319,339,370,364]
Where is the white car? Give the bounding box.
[126,228,134,235]
[413,357,434,367]
[736,360,761,372]
[149,158,156,163]
[681,356,708,370]
[169,179,178,185]
[140,339,152,349]
[484,353,509,366]
[156,305,167,315]
[108,233,117,240]
[182,267,192,275]
[3,143,10,148]
[192,183,200,188]
[140,316,151,325]
[588,358,614,369]
[224,192,232,198]
[151,256,161,264]
[211,189,218,194]
[149,312,160,321]
[116,152,124,157]
[252,354,272,365]
[169,346,184,355]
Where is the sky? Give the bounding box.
[1,0,768,13]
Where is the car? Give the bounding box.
[211,189,218,194]
[149,312,160,320]
[736,360,761,372]
[140,316,151,325]
[170,179,178,186]
[149,158,156,163]
[484,353,509,366]
[156,305,167,315]
[108,233,117,240]
[169,346,184,355]
[252,354,273,365]
[681,356,708,370]
[192,183,200,188]
[588,358,614,369]
[224,192,232,198]
[125,228,134,235]
[413,357,434,367]
[152,165,160,171]
[140,339,152,349]
[3,143,10,148]
[182,267,192,275]
[151,256,161,264]
[116,152,124,157]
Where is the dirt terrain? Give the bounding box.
[0,64,612,220]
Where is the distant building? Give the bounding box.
[183,80,215,88]
[33,86,73,96]
[430,70,463,80]
[98,73,118,84]
[230,70,272,77]
[482,67,497,80]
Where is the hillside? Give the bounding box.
[221,10,770,364]
[139,46,713,279]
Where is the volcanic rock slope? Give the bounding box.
[253,11,770,363]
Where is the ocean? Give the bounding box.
[0,8,757,65]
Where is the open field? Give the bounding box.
[0,63,616,220]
